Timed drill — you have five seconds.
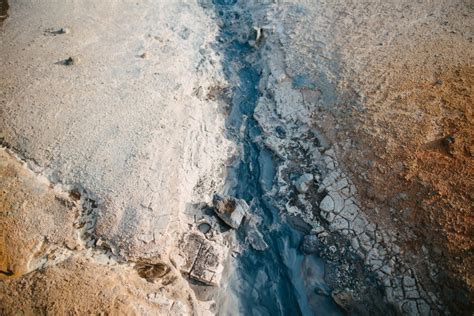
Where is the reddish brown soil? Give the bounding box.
[325,62,473,312]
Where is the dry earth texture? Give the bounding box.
[279,1,473,312]
[0,0,473,315]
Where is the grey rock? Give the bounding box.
[212,194,247,229]
[135,262,170,280]
[393,285,405,300]
[385,287,395,302]
[295,173,314,193]
[366,223,376,232]
[246,229,268,251]
[301,234,322,254]
[340,187,351,198]
[321,173,337,188]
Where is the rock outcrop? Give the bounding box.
[212,194,247,229]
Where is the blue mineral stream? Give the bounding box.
[209,1,344,315]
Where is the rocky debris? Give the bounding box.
[249,23,442,313]
[58,27,69,34]
[45,27,70,35]
[261,123,434,314]
[212,194,247,229]
[301,234,322,254]
[63,56,79,66]
[198,222,212,234]
[178,232,226,286]
[294,173,314,193]
[243,215,268,251]
[246,229,268,251]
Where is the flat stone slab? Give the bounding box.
[179,232,226,286]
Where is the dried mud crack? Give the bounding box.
[206,1,391,315]
[0,0,472,315]
[205,1,333,314]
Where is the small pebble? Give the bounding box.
[64,57,79,66]
[59,27,70,34]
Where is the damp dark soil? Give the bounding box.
[206,1,343,315]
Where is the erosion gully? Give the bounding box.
[207,1,342,315]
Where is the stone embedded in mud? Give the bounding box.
[246,229,268,251]
[301,234,322,254]
[59,27,70,34]
[178,232,226,286]
[63,56,79,66]
[212,194,247,229]
[294,173,314,193]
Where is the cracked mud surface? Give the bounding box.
[1,0,473,315]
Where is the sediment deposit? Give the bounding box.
[1,0,472,315]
